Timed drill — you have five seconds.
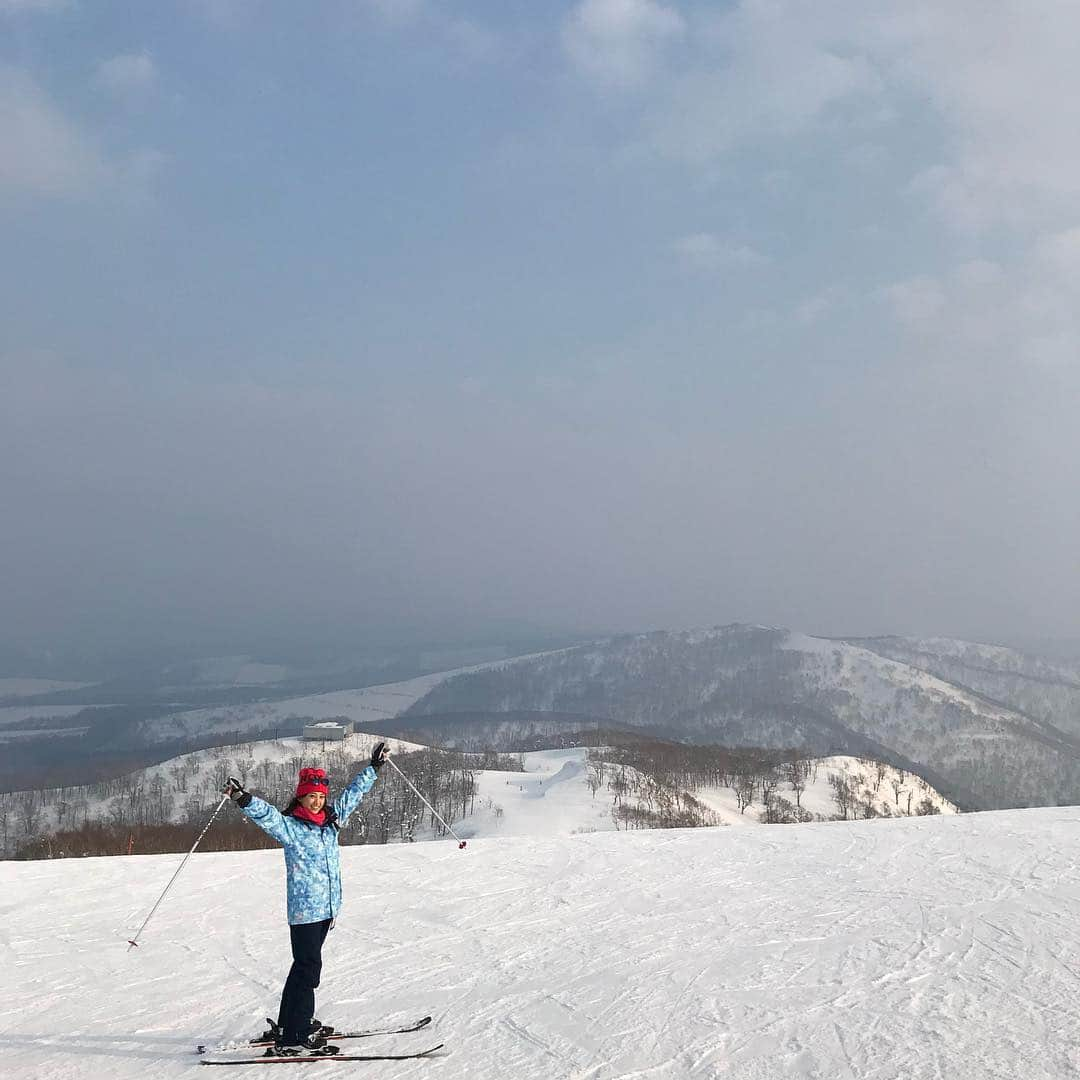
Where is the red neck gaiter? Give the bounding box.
[291,805,327,826]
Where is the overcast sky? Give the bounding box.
[3,0,1079,667]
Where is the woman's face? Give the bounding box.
[300,791,327,812]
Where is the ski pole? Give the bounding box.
[386,757,467,849]
[126,791,232,950]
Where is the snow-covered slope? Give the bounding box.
[853,634,1080,736]
[0,704,95,731]
[6,732,424,843]
[2,809,1077,1079]
[779,633,1080,799]
[688,753,955,825]
[406,625,1080,810]
[8,736,955,860]
[467,750,955,837]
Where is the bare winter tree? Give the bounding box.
[610,770,629,808]
[759,770,778,807]
[18,797,36,838]
[829,774,855,821]
[784,760,808,809]
[735,775,755,815]
[874,762,887,794]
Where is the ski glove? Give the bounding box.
[223,776,253,808]
[370,742,391,770]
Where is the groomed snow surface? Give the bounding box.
[4,808,1078,1079]
[467,750,955,838]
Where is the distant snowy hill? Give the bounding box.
[0,647,545,791]
[15,732,422,841]
[468,748,954,835]
[134,652,566,748]
[10,626,1080,812]
[6,727,954,858]
[404,625,1080,810]
[2,808,1076,1079]
[135,672,459,746]
[853,634,1080,736]
[0,704,99,735]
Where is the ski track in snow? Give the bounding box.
[3,809,1080,1078]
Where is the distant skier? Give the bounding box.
[223,741,391,1057]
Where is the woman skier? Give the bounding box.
[223,740,391,1058]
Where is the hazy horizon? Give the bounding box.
[4,2,1079,674]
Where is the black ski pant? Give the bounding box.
[277,918,332,1043]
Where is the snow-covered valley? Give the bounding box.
[2,807,1078,1079]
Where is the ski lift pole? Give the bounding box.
[126,791,233,950]
[386,757,467,849]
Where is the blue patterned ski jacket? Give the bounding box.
[240,766,379,925]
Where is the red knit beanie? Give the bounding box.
[296,767,329,798]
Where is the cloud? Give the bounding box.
[0,66,163,202]
[877,4,1080,234]
[672,232,768,272]
[879,239,1080,375]
[0,0,70,12]
[880,276,946,330]
[94,51,158,99]
[796,286,850,325]
[636,2,1080,234]
[844,142,888,172]
[533,373,577,396]
[359,0,426,26]
[188,0,265,29]
[0,67,107,197]
[562,0,685,90]
[458,375,489,398]
[952,260,1003,290]
[1035,226,1080,282]
[440,15,502,62]
[642,4,879,163]
[352,0,501,63]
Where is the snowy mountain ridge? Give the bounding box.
[404,625,1080,809]
[852,634,1080,737]
[7,624,1080,811]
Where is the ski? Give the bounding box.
[197,1015,431,1054]
[199,1042,444,1066]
